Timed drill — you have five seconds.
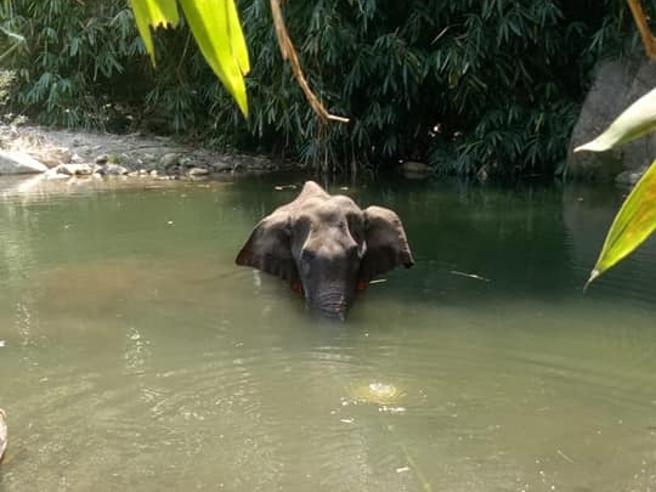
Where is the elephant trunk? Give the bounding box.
[307,289,351,321]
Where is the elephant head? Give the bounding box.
[236,181,414,320]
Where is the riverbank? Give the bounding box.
[0,121,291,180]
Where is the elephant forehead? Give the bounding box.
[297,195,361,222]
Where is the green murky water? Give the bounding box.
[1,174,656,491]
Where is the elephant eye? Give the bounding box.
[301,249,316,261]
[346,243,360,259]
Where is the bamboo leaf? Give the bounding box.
[575,87,656,152]
[585,160,656,289]
[178,0,250,117]
[129,0,180,66]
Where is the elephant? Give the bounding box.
[236,181,414,320]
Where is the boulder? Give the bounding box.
[211,159,233,172]
[567,58,656,181]
[52,163,93,176]
[399,160,432,179]
[0,150,48,175]
[400,161,432,174]
[43,167,70,180]
[97,163,129,176]
[160,153,180,168]
[187,167,209,177]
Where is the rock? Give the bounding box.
[399,160,432,179]
[187,167,209,177]
[244,156,274,171]
[179,157,194,168]
[615,166,648,185]
[0,408,6,463]
[32,147,72,167]
[43,167,70,180]
[211,159,233,172]
[53,163,93,176]
[0,150,48,175]
[95,154,109,164]
[567,58,656,180]
[400,161,432,174]
[97,163,128,176]
[149,170,158,177]
[160,153,180,168]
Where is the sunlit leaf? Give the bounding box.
[179,0,250,116]
[226,0,250,75]
[575,87,656,152]
[129,0,179,65]
[585,160,656,289]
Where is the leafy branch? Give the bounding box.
[626,0,656,59]
[129,0,250,116]
[269,0,349,124]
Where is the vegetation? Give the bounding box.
[129,0,250,116]
[0,0,644,175]
[571,0,656,288]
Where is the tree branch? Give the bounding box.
[269,0,349,124]
[627,0,656,60]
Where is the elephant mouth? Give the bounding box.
[306,291,350,321]
[315,309,346,322]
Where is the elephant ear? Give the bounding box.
[359,206,414,283]
[235,211,299,284]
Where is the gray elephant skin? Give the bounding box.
[236,181,414,320]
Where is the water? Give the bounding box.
[1,174,656,491]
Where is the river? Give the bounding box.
[0,174,655,491]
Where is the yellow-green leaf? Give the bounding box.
[585,160,656,289]
[575,87,656,152]
[226,0,250,75]
[178,0,250,117]
[129,0,180,66]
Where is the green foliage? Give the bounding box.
[2,0,145,129]
[585,160,656,288]
[2,0,635,175]
[576,86,656,287]
[129,0,250,116]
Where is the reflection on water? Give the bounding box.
[1,175,656,491]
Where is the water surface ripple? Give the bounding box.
[1,176,656,491]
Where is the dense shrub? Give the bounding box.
[1,0,642,175]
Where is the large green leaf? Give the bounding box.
[130,0,249,117]
[226,0,250,75]
[178,0,250,116]
[575,87,656,152]
[585,160,656,289]
[129,0,179,65]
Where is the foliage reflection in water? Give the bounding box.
[0,175,656,491]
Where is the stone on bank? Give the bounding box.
[567,58,656,181]
[0,150,48,175]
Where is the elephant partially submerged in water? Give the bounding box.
[236,181,414,319]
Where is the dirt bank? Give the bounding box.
[0,121,292,178]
